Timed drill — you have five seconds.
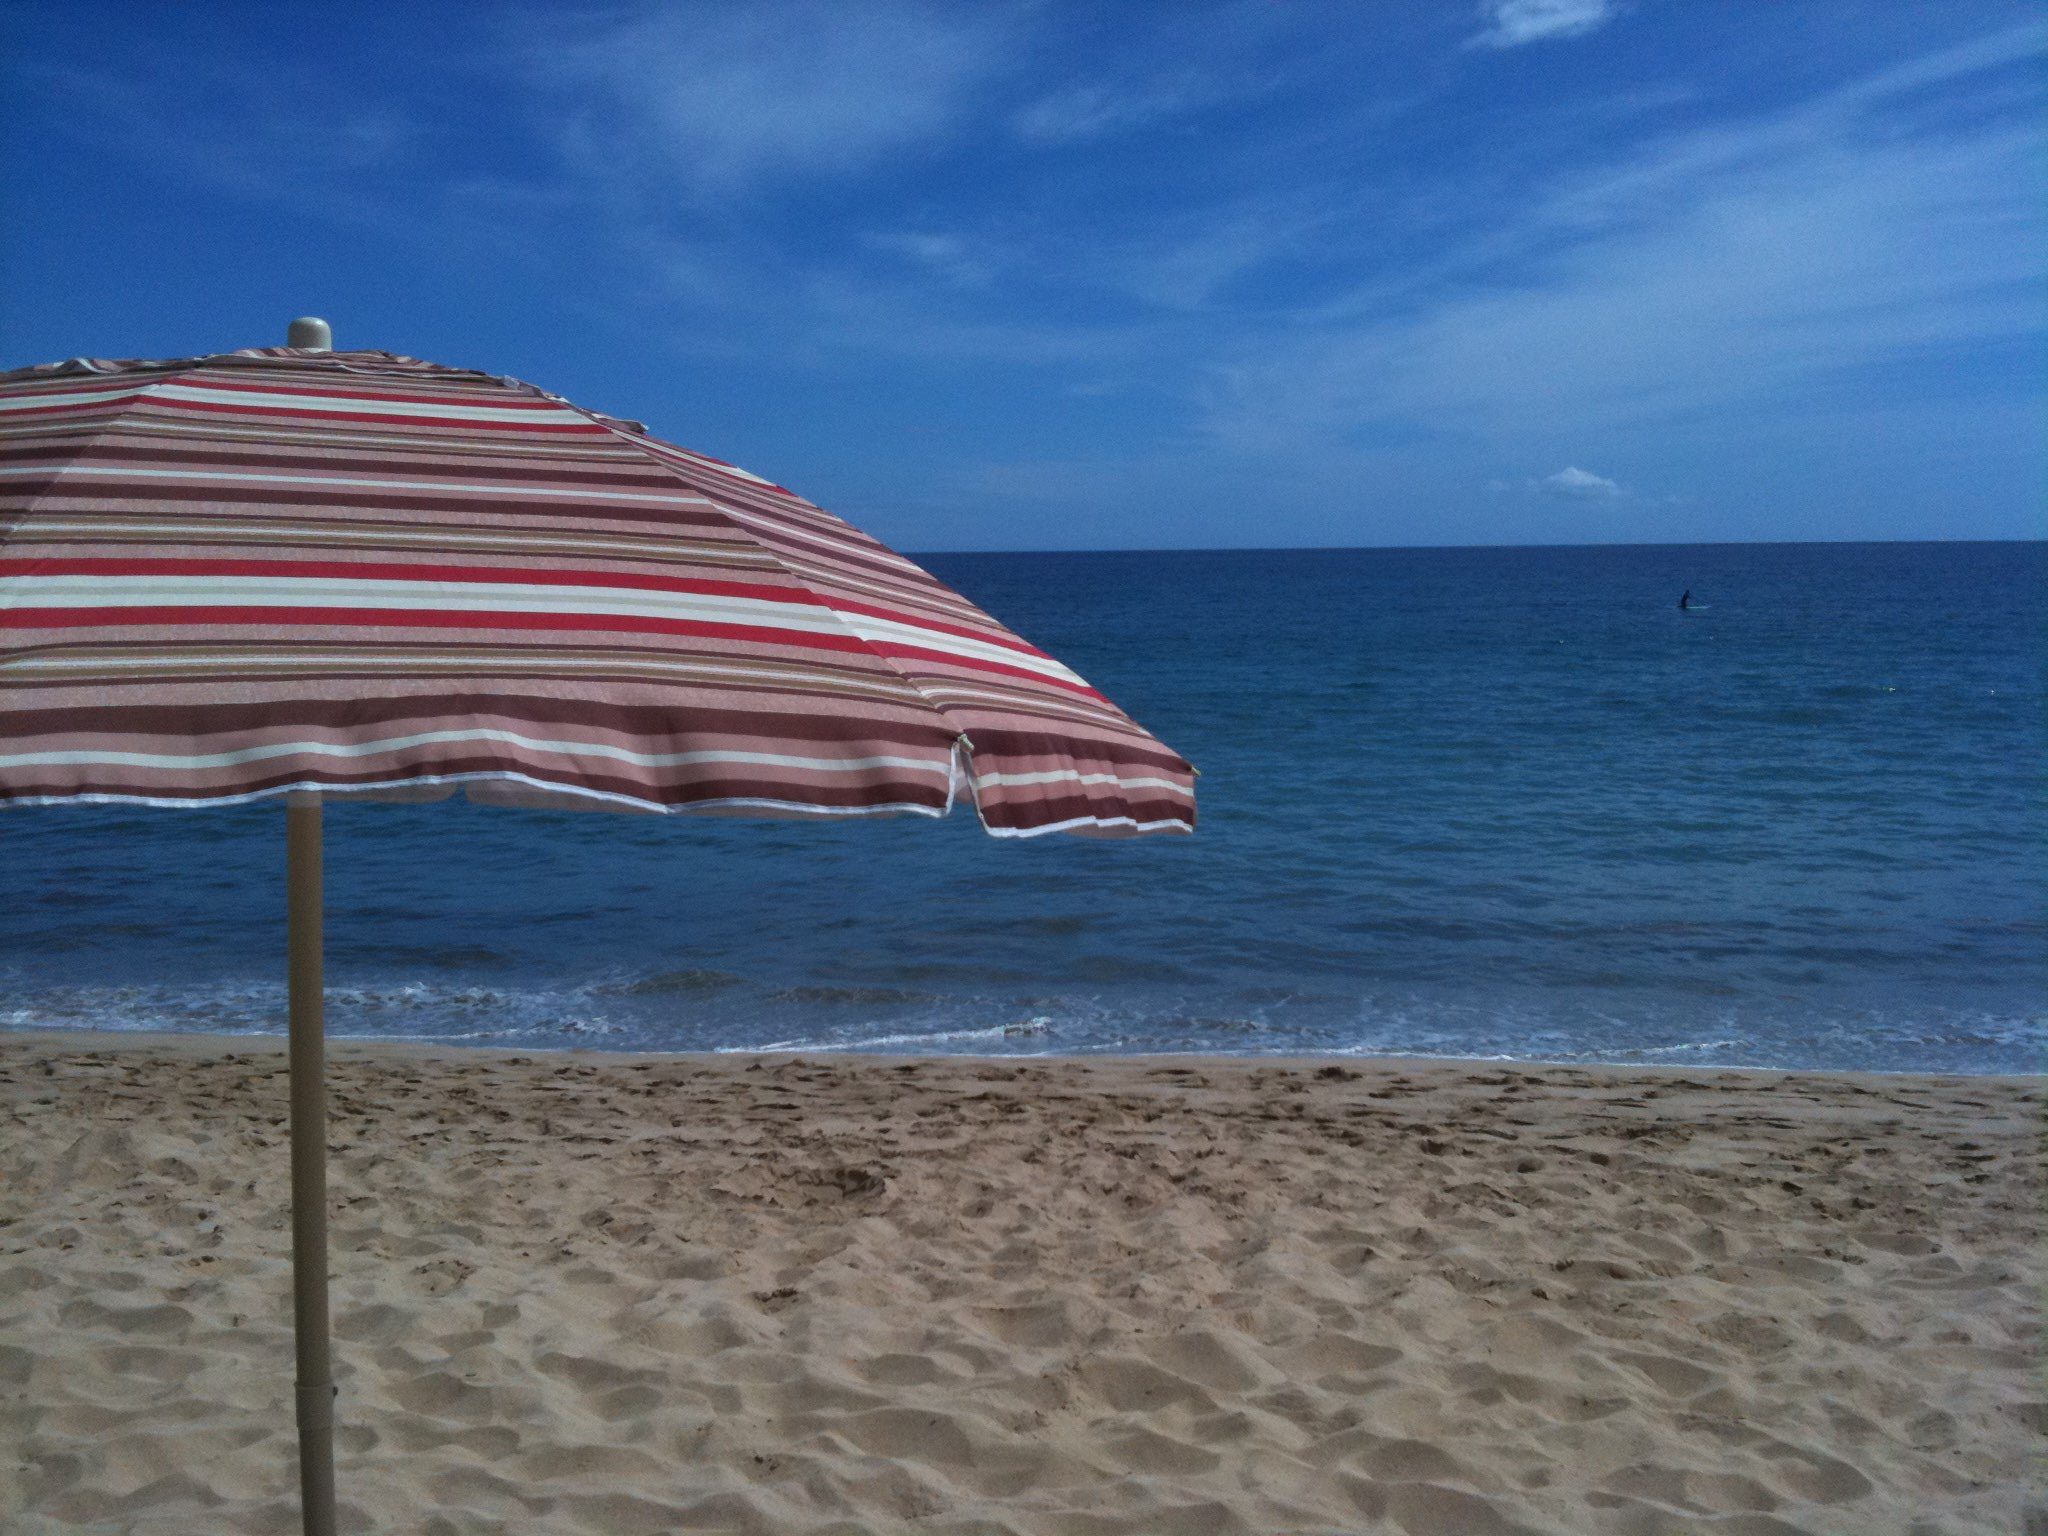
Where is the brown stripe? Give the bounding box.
[0,670,940,714]
[0,442,688,491]
[1,694,959,750]
[7,503,772,548]
[0,417,649,461]
[7,478,735,525]
[0,761,951,812]
[963,727,1192,776]
[0,634,931,682]
[975,786,1195,828]
[1,527,784,574]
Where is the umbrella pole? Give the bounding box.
[287,791,337,1536]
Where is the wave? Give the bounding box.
[1,969,2040,1076]
[736,1016,1056,1055]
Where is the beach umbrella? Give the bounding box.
[0,319,1196,1535]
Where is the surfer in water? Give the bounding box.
[1678,589,1692,610]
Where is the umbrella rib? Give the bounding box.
[1,348,1194,831]
[520,394,989,773]
[0,366,196,536]
[4,351,1026,745]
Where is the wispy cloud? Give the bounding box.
[1012,73,1232,143]
[1469,0,1620,50]
[529,2,1021,188]
[1201,24,2047,466]
[11,59,421,198]
[0,56,441,279]
[1099,202,1329,311]
[8,3,2040,546]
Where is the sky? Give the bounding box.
[1,1,2041,551]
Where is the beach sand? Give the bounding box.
[0,1033,2039,1535]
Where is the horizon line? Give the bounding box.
[907,535,2047,557]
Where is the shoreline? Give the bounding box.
[4,1028,2040,1533]
[5,1024,2041,1085]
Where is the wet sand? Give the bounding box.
[1,1032,2040,1534]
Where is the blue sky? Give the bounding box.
[2,1,2040,550]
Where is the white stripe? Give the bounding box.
[971,768,1187,793]
[0,413,647,456]
[828,611,1084,683]
[1,649,925,694]
[2,574,1082,682]
[13,507,1015,671]
[5,573,852,624]
[145,382,588,425]
[980,812,1194,839]
[0,455,996,630]
[22,359,131,377]
[0,463,718,509]
[0,772,949,821]
[0,729,949,777]
[13,518,759,565]
[0,384,160,412]
[1,655,929,705]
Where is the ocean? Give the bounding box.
[2,541,2040,1074]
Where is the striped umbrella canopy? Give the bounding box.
[0,325,1194,1536]
[0,342,1193,834]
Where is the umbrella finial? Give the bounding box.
[287,317,333,352]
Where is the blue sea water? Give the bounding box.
[2,542,2041,1074]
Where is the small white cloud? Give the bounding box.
[1535,466,1624,498]
[1469,0,1618,50]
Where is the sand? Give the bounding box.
[0,1032,2040,1535]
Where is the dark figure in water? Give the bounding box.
[1678,589,1692,610]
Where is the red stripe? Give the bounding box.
[0,604,880,650]
[147,396,609,433]
[0,371,151,394]
[0,556,825,607]
[0,605,1106,695]
[5,479,732,527]
[0,392,150,419]
[0,765,951,812]
[0,558,1055,661]
[185,376,571,411]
